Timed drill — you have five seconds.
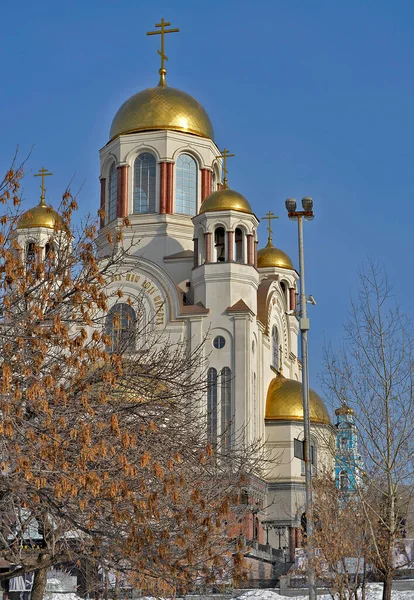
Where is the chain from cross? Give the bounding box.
[147,18,179,72]
[34,167,52,204]
[216,148,235,185]
[261,210,279,243]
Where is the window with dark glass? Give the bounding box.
[339,470,349,492]
[133,153,156,213]
[272,325,279,369]
[207,368,218,447]
[221,367,232,450]
[176,154,197,215]
[235,227,243,262]
[26,242,36,264]
[214,227,225,262]
[105,303,136,353]
[213,335,225,349]
[108,163,118,223]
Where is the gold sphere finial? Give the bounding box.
[158,67,167,87]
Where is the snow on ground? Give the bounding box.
[44,594,83,600]
[236,583,414,599]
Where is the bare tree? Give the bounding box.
[322,262,414,600]
[0,165,261,598]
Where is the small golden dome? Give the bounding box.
[335,404,354,416]
[257,240,294,270]
[265,375,331,425]
[17,200,64,230]
[110,75,214,141]
[199,188,252,214]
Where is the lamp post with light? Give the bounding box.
[285,196,316,600]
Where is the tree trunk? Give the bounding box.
[31,566,48,600]
[382,570,393,600]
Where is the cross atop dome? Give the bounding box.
[216,148,235,190]
[147,18,179,87]
[34,166,52,206]
[261,210,279,246]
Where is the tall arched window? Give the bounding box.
[26,242,36,265]
[108,163,118,223]
[105,303,136,353]
[207,368,218,447]
[214,227,225,262]
[235,227,244,262]
[133,153,156,213]
[339,470,349,492]
[221,367,232,450]
[176,154,197,215]
[272,325,279,370]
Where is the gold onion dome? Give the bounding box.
[17,199,64,231]
[335,404,354,416]
[257,240,294,270]
[199,188,252,214]
[265,375,331,425]
[110,69,214,141]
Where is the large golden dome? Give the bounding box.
[17,200,64,230]
[265,375,331,425]
[110,73,214,141]
[257,240,294,270]
[199,188,252,214]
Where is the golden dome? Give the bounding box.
[257,240,294,270]
[17,200,64,230]
[265,375,331,425]
[110,73,214,141]
[335,404,354,416]
[199,188,252,214]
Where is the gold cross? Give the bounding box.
[147,18,179,73]
[34,167,52,205]
[216,148,235,189]
[261,210,279,244]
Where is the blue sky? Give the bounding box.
[1,0,413,402]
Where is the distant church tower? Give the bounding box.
[335,404,363,494]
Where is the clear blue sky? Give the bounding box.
[1,0,413,402]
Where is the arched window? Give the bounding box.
[207,368,218,447]
[214,227,225,262]
[108,163,118,223]
[221,367,232,450]
[272,325,279,370]
[44,242,56,267]
[105,303,136,353]
[340,437,348,453]
[176,154,197,215]
[133,153,156,213]
[26,242,36,265]
[235,227,244,262]
[339,471,349,492]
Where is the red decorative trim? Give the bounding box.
[201,169,212,202]
[159,162,167,214]
[204,232,212,263]
[227,230,234,262]
[193,238,199,268]
[100,178,106,228]
[289,287,296,312]
[116,165,129,218]
[247,234,254,265]
[254,240,258,268]
[166,162,174,214]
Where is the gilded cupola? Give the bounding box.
[265,375,331,425]
[110,19,213,141]
[257,212,294,269]
[199,188,253,214]
[17,167,64,231]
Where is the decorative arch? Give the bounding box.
[133,152,157,213]
[272,325,279,370]
[101,153,118,179]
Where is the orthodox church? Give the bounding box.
[15,21,334,577]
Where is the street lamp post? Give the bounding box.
[285,196,316,600]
